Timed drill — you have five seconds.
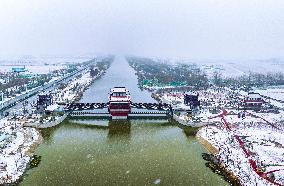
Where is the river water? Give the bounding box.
[21,57,227,186]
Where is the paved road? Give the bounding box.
[0,61,96,119]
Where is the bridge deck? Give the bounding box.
[64,102,173,120]
[63,102,172,111]
[68,110,171,120]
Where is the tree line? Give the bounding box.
[213,71,284,90]
[127,57,209,89]
[127,56,284,90]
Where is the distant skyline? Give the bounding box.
[0,0,284,60]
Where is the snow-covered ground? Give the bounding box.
[0,64,65,74]
[193,59,284,78]
[154,86,284,185]
[0,56,94,74]
[54,69,98,103]
[0,69,92,183]
[156,87,240,127]
[254,87,284,101]
[0,119,41,184]
[0,66,95,184]
[198,111,284,185]
[0,55,94,74]
[153,57,284,78]
[0,55,94,65]
[251,86,284,110]
[0,58,110,184]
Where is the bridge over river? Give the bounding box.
[21,56,228,186]
[63,102,173,119]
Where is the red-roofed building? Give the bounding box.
[241,92,264,110]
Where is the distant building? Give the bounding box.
[242,92,264,110]
[11,66,27,73]
[19,72,37,79]
[184,93,200,108]
[36,93,53,114]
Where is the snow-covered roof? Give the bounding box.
[109,96,130,102]
[248,92,261,99]
[110,87,127,93]
[45,104,63,111]
[184,91,198,96]
[38,91,52,96]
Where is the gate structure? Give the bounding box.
[64,102,173,119]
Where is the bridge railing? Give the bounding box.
[63,102,172,112]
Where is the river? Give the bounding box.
[21,56,227,186]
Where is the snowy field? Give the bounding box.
[254,87,284,101]
[0,55,94,74]
[198,111,284,185]
[199,60,284,78]
[251,86,284,110]
[197,59,284,78]
[131,57,284,78]
[0,55,94,65]
[0,65,65,74]
[164,58,284,78]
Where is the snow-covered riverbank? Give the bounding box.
[198,110,284,185]
[0,57,113,184]
[0,119,42,184]
[150,85,284,185]
[0,69,97,183]
[54,69,99,103]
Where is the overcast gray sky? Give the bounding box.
[0,0,284,59]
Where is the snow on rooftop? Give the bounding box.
[111,87,127,92]
[45,104,63,112]
[247,92,262,99]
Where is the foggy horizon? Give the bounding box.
[1,0,284,60]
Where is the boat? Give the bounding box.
[108,87,131,119]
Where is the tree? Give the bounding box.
[213,71,222,86]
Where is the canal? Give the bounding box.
[21,57,227,186]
